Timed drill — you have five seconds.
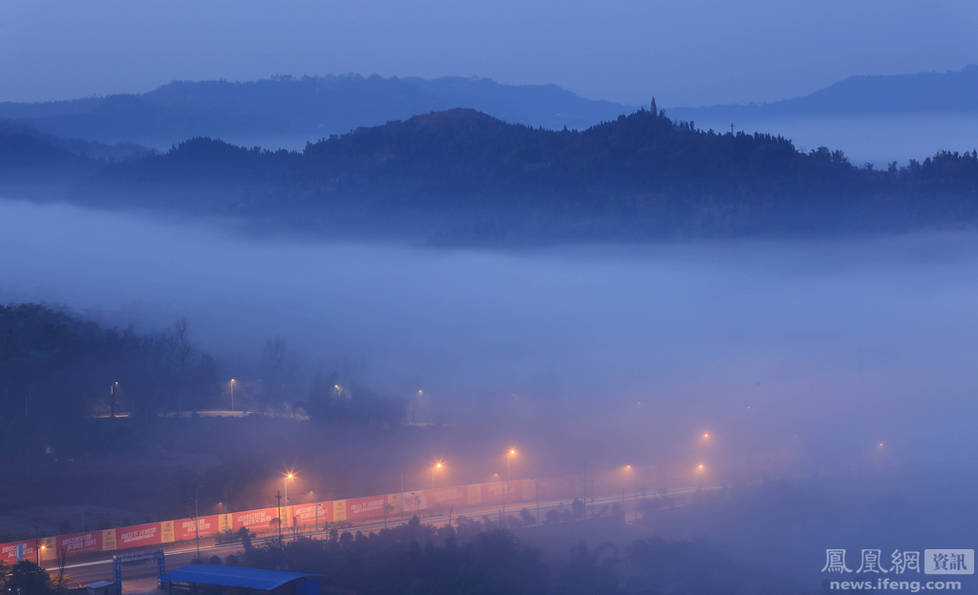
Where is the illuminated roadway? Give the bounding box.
[51,486,706,588]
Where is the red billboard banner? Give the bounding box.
[426,486,467,508]
[290,502,331,528]
[535,477,578,500]
[0,540,34,565]
[480,481,506,504]
[346,495,386,521]
[55,531,102,557]
[115,522,162,549]
[0,474,589,564]
[232,507,279,532]
[400,491,425,515]
[174,515,219,542]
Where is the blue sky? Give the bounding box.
[1,0,976,106]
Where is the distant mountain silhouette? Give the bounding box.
[0,120,147,185]
[671,65,978,119]
[0,75,632,146]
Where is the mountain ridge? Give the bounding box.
[670,65,978,119]
[0,74,633,147]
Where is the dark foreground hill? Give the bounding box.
[78,108,978,242]
[0,75,631,147]
[3,107,978,243]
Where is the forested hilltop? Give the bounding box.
[3,107,978,242]
[76,107,978,242]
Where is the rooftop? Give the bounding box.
[164,564,320,591]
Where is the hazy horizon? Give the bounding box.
[2,0,976,106]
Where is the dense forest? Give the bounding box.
[0,304,406,433]
[211,512,742,595]
[83,107,978,241]
[0,304,219,425]
[0,512,747,595]
[4,107,978,242]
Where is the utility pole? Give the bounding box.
[505,455,511,515]
[535,479,540,524]
[276,490,282,543]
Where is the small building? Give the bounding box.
[164,564,321,595]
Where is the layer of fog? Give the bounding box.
[2,197,977,473]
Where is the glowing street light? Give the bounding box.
[702,431,711,441]
[877,441,885,449]
[284,471,295,504]
[696,463,706,473]
[229,378,237,411]
[620,464,635,508]
[431,461,444,490]
[505,448,518,489]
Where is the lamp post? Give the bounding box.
[503,448,517,518]
[282,472,294,538]
[229,378,236,411]
[431,461,443,491]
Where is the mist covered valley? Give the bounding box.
[5,180,978,592]
[3,194,977,459]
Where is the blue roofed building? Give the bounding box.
[164,564,321,594]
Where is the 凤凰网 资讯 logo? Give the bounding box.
[821,548,974,575]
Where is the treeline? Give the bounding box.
[6,107,978,240]
[217,512,746,594]
[0,305,407,432]
[0,304,220,425]
[80,108,978,240]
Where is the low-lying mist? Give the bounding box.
[2,196,977,475]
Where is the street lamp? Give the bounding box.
[229,378,237,411]
[431,461,443,490]
[110,380,120,418]
[284,472,294,504]
[621,465,635,509]
[503,448,518,517]
[702,431,711,441]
